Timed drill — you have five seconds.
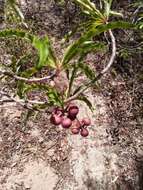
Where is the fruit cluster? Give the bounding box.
[50,104,91,137]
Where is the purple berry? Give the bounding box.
[62,118,72,128]
[80,128,89,137]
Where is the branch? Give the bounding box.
[0,91,48,110]
[0,69,56,83]
[65,29,116,103]
[101,30,116,74]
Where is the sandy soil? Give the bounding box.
[0,90,142,190]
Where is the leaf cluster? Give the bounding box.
[0,0,138,111]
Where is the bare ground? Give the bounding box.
[0,86,143,190]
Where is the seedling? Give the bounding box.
[0,0,137,136]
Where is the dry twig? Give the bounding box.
[0,90,48,109]
[0,69,56,83]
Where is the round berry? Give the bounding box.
[71,128,80,134]
[80,128,89,137]
[53,107,63,116]
[50,114,62,125]
[82,118,91,126]
[62,118,72,128]
[68,106,79,118]
[72,120,81,129]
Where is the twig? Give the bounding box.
[101,30,116,74]
[0,90,47,110]
[65,29,116,103]
[0,69,56,83]
[132,6,141,24]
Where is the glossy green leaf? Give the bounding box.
[16,81,63,107]
[32,36,57,69]
[63,20,93,43]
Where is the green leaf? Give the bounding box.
[16,68,38,98]
[72,61,100,96]
[78,41,106,60]
[83,21,136,40]
[46,88,63,107]
[62,42,79,66]
[32,36,57,69]
[103,0,122,19]
[68,65,78,97]
[74,0,104,19]
[103,0,112,18]
[63,20,93,43]
[0,29,57,69]
[77,62,95,80]
[74,0,96,12]
[0,29,33,42]
[62,21,136,67]
[21,83,50,96]
[77,94,94,112]
[16,82,63,107]
[109,10,123,17]
[62,41,105,66]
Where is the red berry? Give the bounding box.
[80,128,89,137]
[68,106,79,118]
[50,114,62,125]
[53,107,63,116]
[62,118,72,128]
[71,128,80,134]
[82,118,91,126]
[72,120,81,129]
